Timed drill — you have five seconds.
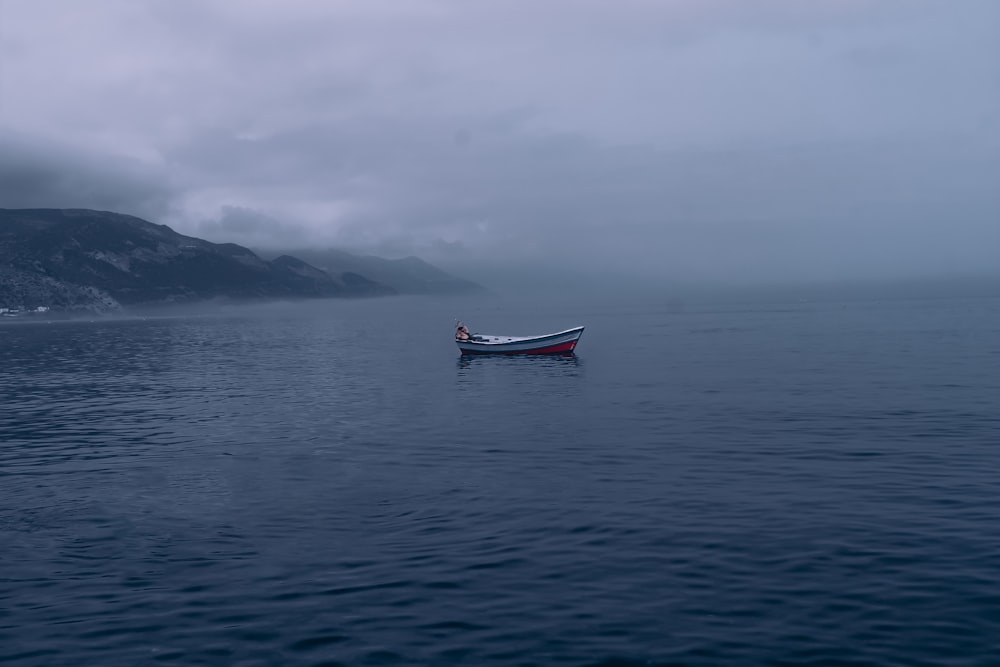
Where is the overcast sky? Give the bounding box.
[1,0,997,283]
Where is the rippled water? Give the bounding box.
[3,294,1000,666]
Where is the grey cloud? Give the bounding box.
[0,132,175,221]
[1,0,997,286]
[196,206,313,248]
[169,112,998,280]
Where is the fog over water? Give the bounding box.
[1,1,997,286]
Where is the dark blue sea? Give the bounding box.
[3,293,1000,666]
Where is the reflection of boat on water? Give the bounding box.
[456,326,584,355]
[457,352,581,371]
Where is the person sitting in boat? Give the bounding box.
[455,322,471,340]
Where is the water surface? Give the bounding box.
[3,294,1000,665]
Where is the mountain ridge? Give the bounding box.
[0,209,477,313]
[257,247,485,296]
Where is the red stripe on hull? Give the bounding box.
[460,339,579,355]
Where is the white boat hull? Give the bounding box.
[456,326,584,355]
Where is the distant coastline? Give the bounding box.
[0,208,484,315]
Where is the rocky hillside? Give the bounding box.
[262,247,485,295]
[0,209,393,312]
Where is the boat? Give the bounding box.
[455,325,585,355]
